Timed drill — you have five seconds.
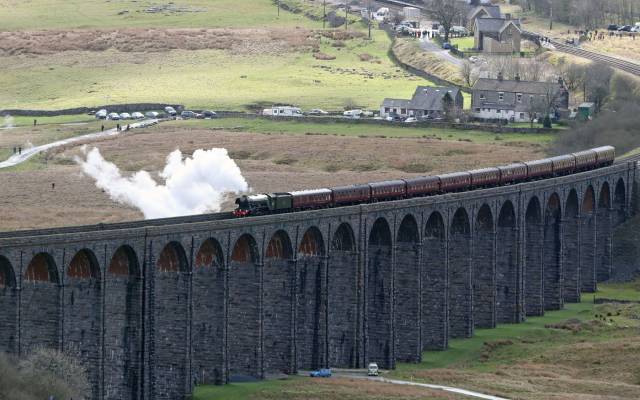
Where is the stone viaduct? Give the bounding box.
[0,159,636,400]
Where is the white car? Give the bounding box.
[343,109,362,119]
[164,106,177,116]
[95,109,107,119]
[308,108,329,115]
[404,117,418,123]
[367,362,379,376]
[108,112,121,120]
[145,111,159,118]
[119,112,131,120]
[131,112,145,119]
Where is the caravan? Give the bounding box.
[262,106,303,117]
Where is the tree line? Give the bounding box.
[515,0,640,29]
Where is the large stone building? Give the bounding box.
[471,74,569,122]
[474,17,522,53]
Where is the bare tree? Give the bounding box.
[429,0,463,43]
[460,60,479,87]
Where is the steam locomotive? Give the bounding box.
[233,146,615,217]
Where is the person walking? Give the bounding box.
[33,119,37,126]
[18,147,22,154]
[101,124,104,132]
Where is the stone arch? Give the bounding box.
[449,207,472,339]
[296,227,326,370]
[67,249,100,280]
[524,196,544,316]
[563,190,581,303]
[0,256,17,353]
[264,230,295,374]
[153,241,189,399]
[614,178,627,226]
[422,211,447,350]
[496,201,519,323]
[24,252,58,283]
[328,222,358,367]
[544,193,563,310]
[229,233,261,378]
[367,217,393,368]
[580,186,597,292]
[105,246,142,400]
[64,248,102,400]
[395,214,421,362]
[157,241,188,273]
[21,252,60,352]
[195,239,224,269]
[474,204,495,329]
[193,238,226,385]
[299,227,325,258]
[597,182,612,282]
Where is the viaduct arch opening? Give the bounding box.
[580,186,597,292]
[614,178,627,226]
[296,227,325,370]
[64,249,102,400]
[395,215,421,363]
[449,208,473,338]
[328,222,358,368]
[497,201,519,323]
[474,204,495,329]
[21,252,59,352]
[422,211,447,349]
[544,193,563,310]
[366,217,393,368]
[154,241,189,400]
[524,197,543,316]
[0,256,17,354]
[563,190,581,303]
[228,234,261,378]
[264,230,295,374]
[597,183,612,282]
[193,238,225,385]
[104,245,142,400]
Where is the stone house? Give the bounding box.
[471,74,569,122]
[381,86,464,119]
[474,17,522,53]
[466,4,501,32]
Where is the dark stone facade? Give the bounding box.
[0,162,634,399]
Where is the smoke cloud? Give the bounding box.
[2,115,14,129]
[76,147,249,219]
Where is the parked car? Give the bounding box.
[95,109,108,119]
[608,24,619,31]
[202,110,218,119]
[164,106,177,116]
[108,112,121,120]
[367,363,379,376]
[361,110,374,117]
[442,42,452,50]
[181,110,197,119]
[309,368,332,378]
[119,112,131,120]
[131,112,145,119]
[307,108,329,115]
[618,25,632,32]
[452,25,469,36]
[343,109,362,119]
[404,117,418,123]
[145,111,159,118]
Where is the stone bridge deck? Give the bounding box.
[0,159,636,400]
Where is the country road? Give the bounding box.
[0,119,159,169]
[419,37,464,67]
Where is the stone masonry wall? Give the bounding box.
[473,232,495,328]
[394,243,421,362]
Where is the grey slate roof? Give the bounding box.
[475,17,521,33]
[410,86,460,111]
[473,78,562,95]
[467,5,501,20]
[382,98,411,108]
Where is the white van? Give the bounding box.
[367,362,379,376]
[343,109,362,119]
[262,106,303,117]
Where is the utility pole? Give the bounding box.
[549,0,553,30]
[323,0,326,29]
[277,0,280,17]
[368,0,372,39]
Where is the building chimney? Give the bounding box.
[505,13,511,20]
[515,74,521,81]
[497,72,504,81]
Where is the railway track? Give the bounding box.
[549,39,640,76]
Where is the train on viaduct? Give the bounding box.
[0,157,636,400]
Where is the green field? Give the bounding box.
[0,0,319,30]
[450,36,475,50]
[166,117,554,144]
[193,280,640,399]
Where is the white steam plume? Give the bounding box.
[2,115,14,129]
[76,147,249,219]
